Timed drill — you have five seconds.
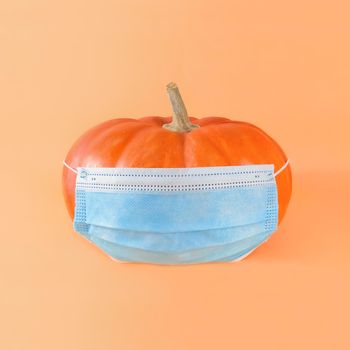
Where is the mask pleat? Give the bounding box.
[83,186,275,233]
[89,231,271,264]
[87,221,271,252]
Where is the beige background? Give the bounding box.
[1,1,350,349]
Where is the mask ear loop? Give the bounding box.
[273,159,290,177]
[63,161,78,174]
[63,159,290,176]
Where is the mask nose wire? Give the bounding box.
[62,159,290,177]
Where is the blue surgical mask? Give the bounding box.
[65,161,289,264]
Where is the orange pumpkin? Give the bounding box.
[63,83,292,223]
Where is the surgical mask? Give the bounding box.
[64,160,289,264]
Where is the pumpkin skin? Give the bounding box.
[62,116,292,223]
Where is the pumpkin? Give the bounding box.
[63,82,292,223]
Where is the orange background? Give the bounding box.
[1,1,350,349]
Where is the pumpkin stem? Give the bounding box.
[163,82,200,133]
